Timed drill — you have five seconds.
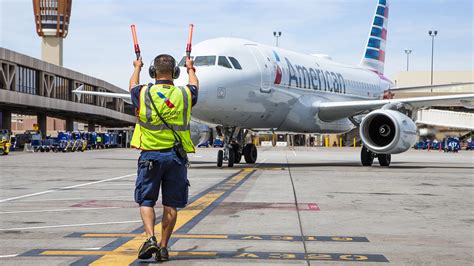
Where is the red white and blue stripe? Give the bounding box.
[157,92,175,108]
[360,0,389,75]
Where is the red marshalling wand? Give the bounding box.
[130,24,141,60]
[186,24,194,59]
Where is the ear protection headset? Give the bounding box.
[149,54,180,80]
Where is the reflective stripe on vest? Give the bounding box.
[137,120,190,131]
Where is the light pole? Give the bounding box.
[273,31,281,47]
[404,49,412,71]
[428,30,438,91]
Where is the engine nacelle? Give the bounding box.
[190,120,211,146]
[360,109,417,154]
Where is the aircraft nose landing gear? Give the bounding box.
[216,127,258,167]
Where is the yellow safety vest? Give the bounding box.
[131,83,195,153]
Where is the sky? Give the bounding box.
[0,0,472,91]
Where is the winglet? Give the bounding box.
[460,100,474,109]
[72,85,84,93]
[359,0,389,75]
[72,85,83,101]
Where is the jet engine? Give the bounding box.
[360,109,417,154]
[190,120,211,146]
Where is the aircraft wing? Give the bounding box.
[72,85,132,104]
[316,94,474,122]
[391,82,474,92]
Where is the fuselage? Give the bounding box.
[176,37,393,134]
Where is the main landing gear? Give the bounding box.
[361,146,391,167]
[216,127,257,168]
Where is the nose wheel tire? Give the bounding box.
[361,146,374,166]
[378,154,391,167]
[217,150,223,167]
[231,143,242,163]
[243,144,258,164]
[228,148,235,167]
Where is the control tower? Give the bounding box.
[33,0,72,66]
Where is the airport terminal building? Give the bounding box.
[0,48,135,137]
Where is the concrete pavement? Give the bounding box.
[0,147,472,265]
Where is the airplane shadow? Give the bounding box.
[189,161,473,170]
[94,158,473,170]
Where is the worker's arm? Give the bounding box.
[186,57,199,89]
[129,58,143,92]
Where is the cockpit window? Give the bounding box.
[228,57,242,70]
[218,56,232,69]
[194,56,216,66]
[178,56,193,67]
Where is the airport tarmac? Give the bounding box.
[0,147,472,265]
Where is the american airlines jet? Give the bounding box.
[75,0,473,168]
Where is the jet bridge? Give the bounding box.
[416,109,474,130]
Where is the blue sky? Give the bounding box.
[1,0,472,90]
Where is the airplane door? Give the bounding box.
[247,45,272,93]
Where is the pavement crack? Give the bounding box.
[285,149,310,266]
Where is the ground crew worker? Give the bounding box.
[129,54,198,262]
[96,134,102,149]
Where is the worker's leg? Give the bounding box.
[160,153,189,248]
[140,206,156,238]
[135,158,162,260]
[160,205,177,247]
[135,159,162,237]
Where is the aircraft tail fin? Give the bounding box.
[359,0,389,75]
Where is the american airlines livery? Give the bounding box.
[74,0,474,167]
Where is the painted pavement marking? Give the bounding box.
[25,250,388,262]
[69,232,369,242]
[0,173,136,203]
[0,220,142,231]
[0,206,120,215]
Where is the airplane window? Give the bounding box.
[228,57,242,70]
[218,56,232,69]
[194,56,216,66]
[178,56,194,67]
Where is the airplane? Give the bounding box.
[74,0,474,168]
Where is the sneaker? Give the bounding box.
[138,236,159,260]
[155,247,170,262]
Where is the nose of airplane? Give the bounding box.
[175,66,216,107]
[174,67,212,92]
